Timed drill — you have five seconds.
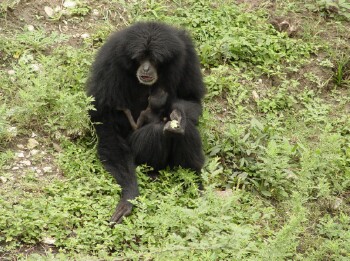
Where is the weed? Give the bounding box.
[0,104,14,142]
[333,57,350,87]
[0,0,21,14]
[0,35,93,139]
[306,0,350,21]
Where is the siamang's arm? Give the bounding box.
[120,108,137,130]
[92,109,139,225]
[164,99,202,134]
[172,99,202,124]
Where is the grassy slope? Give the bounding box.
[0,0,349,260]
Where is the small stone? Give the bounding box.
[27,138,39,149]
[30,149,40,156]
[27,25,35,31]
[43,167,52,173]
[80,33,90,39]
[44,6,54,17]
[92,9,99,16]
[7,70,15,75]
[17,144,25,149]
[332,198,343,210]
[0,176,7,183]
[42,237,56,245]
[252,90,259,101]
[63,1,76,8]
[21,160,31,166]
[53,143,62,152]
[12,166,20,170]
[16,152,25,158]
[8,127,17,134]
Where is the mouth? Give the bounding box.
[140,75,154,82]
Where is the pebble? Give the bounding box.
[44,6,54,17]
[43,167,52,173]
[27,138,39,149]
[332,198,343,210]
[42,237,56,245]
[63,1,76,8]
[27,25,35,31]
[30,149,40,156]
[21,160,31,166]
[252,90,260,101]
[16,152,25,158]
[81,33,90,39]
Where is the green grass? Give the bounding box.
[1,0,350,260]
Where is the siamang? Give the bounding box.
[136,87,169,130]
[87,22,205,224]
[122,87,170,131]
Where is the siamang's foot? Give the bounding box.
[109,200,133,227]
[163,109,185,135]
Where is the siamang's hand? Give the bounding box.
[109,200,133,226]
[163,109,185,135]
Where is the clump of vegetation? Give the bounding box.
[306,0,350,20]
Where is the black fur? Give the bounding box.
[136,88,169,128]
[87,22,205,224]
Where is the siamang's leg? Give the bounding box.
[95,123,139,225]
[129,122,170,170]
[131,99,205,178]
[136,109,150,129]
[170,120,205,172]
[165,99,205,172]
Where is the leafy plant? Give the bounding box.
[0,0,21,13]
[306,0,350,20]
[333,57,350,87]
[0,104,14,142]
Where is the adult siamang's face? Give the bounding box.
[125,23,184,86]
[136,60,158,86]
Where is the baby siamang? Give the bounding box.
[122,87,170,131]
[87,22,205,224]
